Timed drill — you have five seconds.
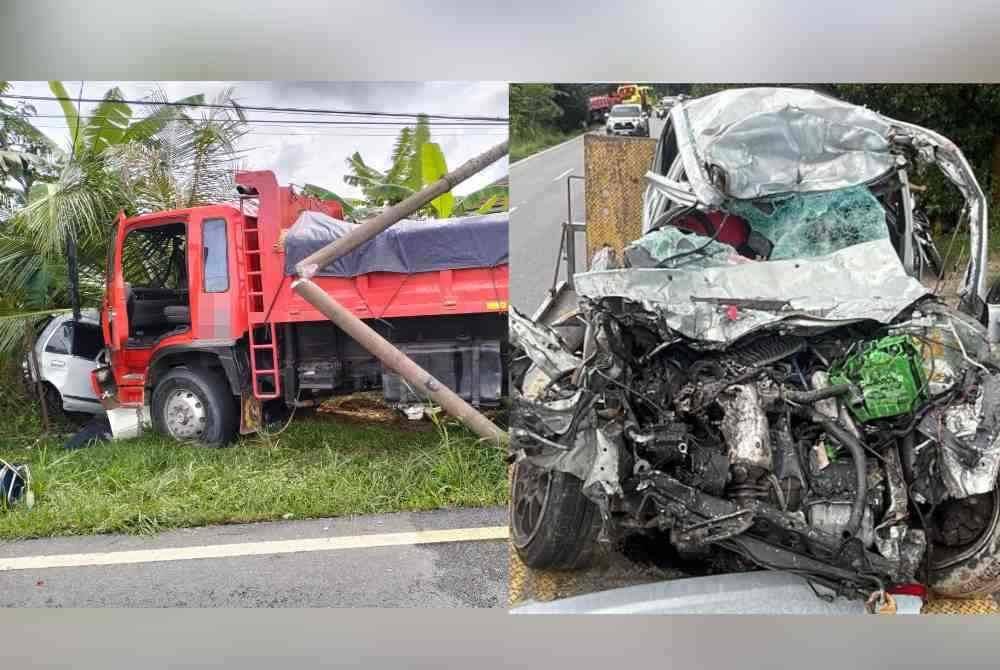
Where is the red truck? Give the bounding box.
[91,170,509,445]
[587,92,623,123]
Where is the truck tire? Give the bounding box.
[510,461,601,570]
[151,366,238,447]
[929,488,1000,598]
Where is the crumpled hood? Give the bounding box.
[573,238,930,345]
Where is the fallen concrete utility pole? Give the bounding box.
[292,140,510,445]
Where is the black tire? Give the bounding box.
[510,461,601,570]
[929,488,1000,598]
[151,366,238,446]
[986,277,1000,305]
[40,382,66,420]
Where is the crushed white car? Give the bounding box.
[22,310,104,415]
[511,87,1000,601]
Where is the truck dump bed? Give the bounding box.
[237,171,509,327]
[275,210,509,321]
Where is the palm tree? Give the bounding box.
[0,81,246,354]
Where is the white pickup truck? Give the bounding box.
[605,103,649,137]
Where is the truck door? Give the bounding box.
[104,212,130,351]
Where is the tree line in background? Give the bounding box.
[510,83,1000,231]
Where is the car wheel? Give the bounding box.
[151,366,238,446]
[510,461,600,569]
[929,486,1000,597]
[40,382,67,421]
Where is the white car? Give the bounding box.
[605,104,649,137]
[22,310,105,415]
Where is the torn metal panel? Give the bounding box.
[923,374,1000,499]
[512,419,597,483]
[509,306,581,379]
[583,425,625,498]
[574,239,929,345]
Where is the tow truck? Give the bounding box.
[80,158,509,445]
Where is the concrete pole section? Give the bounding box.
[290,139,511,444]
[295,140,509,279]
[292,278,507,445]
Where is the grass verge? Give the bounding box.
[0,409,507,540]
[510,127,584,163]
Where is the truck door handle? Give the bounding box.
[50,360,66,368]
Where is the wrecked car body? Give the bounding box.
[510,87,1000,601]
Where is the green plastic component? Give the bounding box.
[829,335,928,423]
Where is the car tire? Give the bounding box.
[40,382,67,421]
[151,366,238,447]
[929,487,1000,598]
[510,461,601,570]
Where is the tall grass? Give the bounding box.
[0,363,507,538]
[510,127,582,163]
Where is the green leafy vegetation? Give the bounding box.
[0,355,507,539]
[332,113,508,218]
[0,81,247,355]
[0,416,506,539]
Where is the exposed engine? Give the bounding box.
[511,299,1000,600]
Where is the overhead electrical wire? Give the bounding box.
[23,113,506,128]
[0,93,508,123]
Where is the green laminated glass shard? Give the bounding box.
[829,334,928,423]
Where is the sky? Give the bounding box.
[7,81,509,198]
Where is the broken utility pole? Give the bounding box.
[292,140,510,445]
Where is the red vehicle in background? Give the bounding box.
[588,84,653,122]
[92,170,509,445]
[588,91,623,122]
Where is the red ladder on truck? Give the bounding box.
[241,213,281,400]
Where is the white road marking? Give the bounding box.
[509,206,518,214]
[551,168,574,183]
[0,526,510,572]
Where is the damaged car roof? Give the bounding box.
[672,87,898,202]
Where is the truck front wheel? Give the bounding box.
[151,366,238,446]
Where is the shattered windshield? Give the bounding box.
[628,185,891,269]
[727,186,889,260]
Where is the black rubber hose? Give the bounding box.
[809,411,867,539]
[783,383,855,405]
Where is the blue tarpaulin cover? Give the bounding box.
[284,211,509,277]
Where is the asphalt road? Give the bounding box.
[509,116,667,314]
[0,507,507,607]
[509,135,586,313]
